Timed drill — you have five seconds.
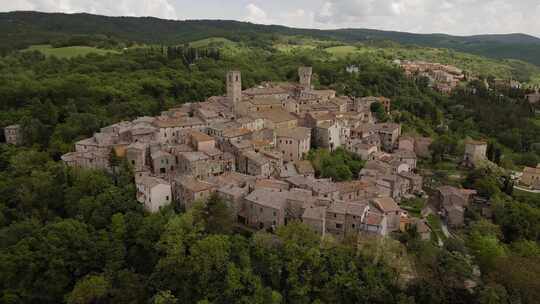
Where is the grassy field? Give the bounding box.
[24,44,119,58]
[274,44,316,53]
[324,45,359,58]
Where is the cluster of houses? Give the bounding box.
[55,67,437,237]
[397,60,465,94]
[0,64,498,239]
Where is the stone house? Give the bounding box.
[325,201,347,236]
[135,175,172,212]
[151,150,176,175]
[174,175,215,210]
[393,149,417,171]
[238,150,272,178]
[314,121,343,151]
[371,197,402,232]
[521,165,540,189]
[177,151,211,179]
[126,125,158,144]
[347,141,378,160]
[126,142,148,172]
[61,151,110,170]
[398,172,424,194]
[432,186,477,227]
[374,174,410,201]
[237,117,264,131]
[294,160,315,178]
[360,160,393,177]
[375,123,401,152]
[255,179,290,191]
[361,212,388,236]
[285,176,340,200]
[302,206,327,235]
[189,130,216,152]
[216,183,251,218]
[276,127,311,162]
[336,180,373,202]
[241,188,288,229]
[153,116,206,145]
[463,139,487,167]
[4,124,22,145]
[250,109,298,130]
[345,202,370,234]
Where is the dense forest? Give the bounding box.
[1,30,540,303]
[2,11,540,66]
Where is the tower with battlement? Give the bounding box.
[227,71,242,115]
[298,66,312,89]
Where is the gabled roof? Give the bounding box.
[276,127,311,141]
[176,175,214,192]
[372,197,400,213]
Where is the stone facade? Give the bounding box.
[4,124,22,145]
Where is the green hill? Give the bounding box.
[23,44,119,58]
[2,11,540,67]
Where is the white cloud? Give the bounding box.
[4,0,178,19]
[312,0,540,36]
[1,0,539,37]
[244,3,273,24]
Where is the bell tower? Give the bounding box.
[227,70,242,115]
[298,66,312,89]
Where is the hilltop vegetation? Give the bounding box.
[2,11,540,66]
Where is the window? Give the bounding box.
[333,213,336,218]
[336,223,342,229]
[166,196,169,201]
[352,224,356,228]
[273,211,277,217]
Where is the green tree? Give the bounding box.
[67,274,110,304]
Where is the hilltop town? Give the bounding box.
[21,66,487,238]
[3,10,540,304]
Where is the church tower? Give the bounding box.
[298,66,313,89]
[227,70,242,115]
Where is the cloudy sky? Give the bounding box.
[3,0,540,37]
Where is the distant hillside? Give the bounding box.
[2,11,540,66]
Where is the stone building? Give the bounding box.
[298,66,313,89]
[463,139,487,167]
[521,165,540,189]
[276,127,311,162]
[432,186,477,227]
[238,150,272,178]
[376,123,401,152]
[174,175,215,210]
[4,124,22,145]
[126,142,148,172]
[227,70,242,116]
[135,175,172,212]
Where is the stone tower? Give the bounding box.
[298,66,312,89]
[227,70,242,115]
